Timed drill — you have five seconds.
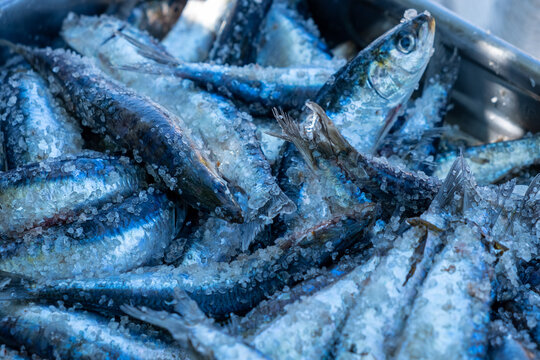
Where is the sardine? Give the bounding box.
[122,289,269,360]
[312,11,435,154]
[2,203,375,318]
[333,157,470,359]
[0,304,185,359]
[249,255,380,360]
[119,60,336,110]
[0,152,145,235]
[434,134,540,185]
[256,1,335,67]
[161,0,234,62]
[0,189,183,279]
[0,41,243,222]
[393,223,495,360]
[0,62,83,169]
[208,0,273,65]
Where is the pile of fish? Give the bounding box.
[0,0,538,359]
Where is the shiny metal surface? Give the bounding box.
[309,0,540,142]
[1,0,538,142]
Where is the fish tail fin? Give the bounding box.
[0,271,34,301]
[431,153,476,211]
[271,107,317,170]
[113,30,178,66]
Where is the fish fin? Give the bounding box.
[371,104,402,153]
[504,173,540,235]
[272,107,317,170]
[0,271,34,301]
[114,62,177,77]
[430,154,476,212]
[114,30,178,65]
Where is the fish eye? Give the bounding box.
[396,31,416,54]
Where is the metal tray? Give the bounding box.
[1,0,539,142]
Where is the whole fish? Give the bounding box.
[119,60,336,110]
[161,0,234,62]
[208,0,273,65]
[249,255,380,360]
[393,222,495,360]
[312,10,435,154]
[256,1,335,67]
[123,289,269,360]
[0,152,145,235]
[333,157,469,359]
[0,304,186,359]
[2,203,375,318]
[0,63,83,168]
[434,134,540,185]
[1,41,243,222]
[0,189,183,279]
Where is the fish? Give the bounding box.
[62,14,294,245]
[392,166,498,360]
[0,303,186,359]
[118,60,336,110]
[0,189,183,279]
[333,157,472,359]
[248,254,380,360]
[0,41,243,222]
[0,152,145,235]
[208,0,273,65]
[161,0,234,62]
[122,289,270,360]
[1,203,375,318]
[0,61,83,169]
[312,10,435,154]
[256,1,335,68]
[434,134,540,185]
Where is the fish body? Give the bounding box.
[0,152,145,235]
[0,304,185,360]
[256,1,334,67]
[312,12,435,154]
[128,61,335,109]
[0,63,82,168]
[249,255,380,360]
[394,223,494,360]
[0,190,182,279]
[208,0,273,65]
[6,43,242,221]
[5,204,375,318]
[434,134,540,185]
[161,0,234,62]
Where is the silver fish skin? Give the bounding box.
[333,157,471,359]
[3,204,375,318]
[0,63,83,169]
[0,189,183,280]
[312,11,435,154]
[122,289,269,360]
[62,14,293,223]
[393,222,495,360]
[0,304,186,360]
[0,152,145,236]
[256,1,336,68]
[161,0,234,62]
[249,255,380,360]
[208,0,273,65]
[434,134,540,185]
[3,42,243,223]
[122,61,336,110]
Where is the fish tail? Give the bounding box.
[0,271,34,301]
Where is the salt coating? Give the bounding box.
[0,4,538,360]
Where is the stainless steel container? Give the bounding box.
[1,0,539,142]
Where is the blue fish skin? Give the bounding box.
[0,304,186,360]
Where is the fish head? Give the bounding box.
[367,11,435,103]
